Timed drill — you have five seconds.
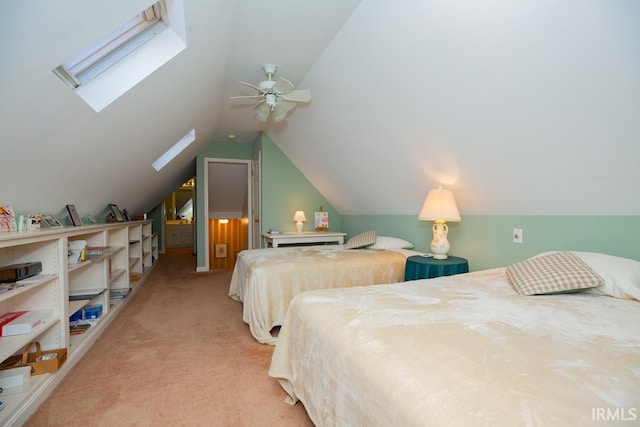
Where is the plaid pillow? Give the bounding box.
[344,230,376,249]
[506,251,604,295]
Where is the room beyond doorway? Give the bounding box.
[202,158,253,271]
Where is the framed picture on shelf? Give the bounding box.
[0,204,17,232]
[66,204,82,226]
[108,204,124,222]
[121,209,131,221]
[41,213,63,228]
[314,211,329,231]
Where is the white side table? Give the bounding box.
[261,231,346,248]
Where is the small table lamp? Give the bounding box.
[418,187,461,259]
[293,211,306,233]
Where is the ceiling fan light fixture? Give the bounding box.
[265,93,277,107]
[230,63,311,122]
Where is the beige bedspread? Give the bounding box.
[269,268,640,426]
[229,246,412,344]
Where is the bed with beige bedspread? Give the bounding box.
[229,245,418,344]
[269,252,640,426]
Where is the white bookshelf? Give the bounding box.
[0,220,156,426]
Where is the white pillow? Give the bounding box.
[572,252,640,301]
[368,236,414,250]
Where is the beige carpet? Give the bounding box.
[25,250,313,426]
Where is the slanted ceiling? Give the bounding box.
[1,0,638,221]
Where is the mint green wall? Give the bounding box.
[194,133,340,270]
[259,133,340,235]
[342,215,640,271]
[195,136,639,273]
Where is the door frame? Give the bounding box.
[202,157,253,271]
[251,151,262,249]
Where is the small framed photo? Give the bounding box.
[121,209,131,221]
[66,204,82,226]
[42,213,63,228]
[314,211,329,231]
[108,204,124,222]
[214,243,228,259]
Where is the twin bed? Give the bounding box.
[229,235,420,344]
[266,251,640,426]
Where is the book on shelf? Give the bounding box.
[110,288,129,299]
[16,273,54,285]
[68,288,105,301]
[86,246,112,260]
[69,323,91,336]
[0,310,51,336]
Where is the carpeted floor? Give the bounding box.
[25,250,313,426]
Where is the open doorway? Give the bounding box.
[203,158,254,270]
[164,178,195,253]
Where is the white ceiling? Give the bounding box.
[1,0,639,221]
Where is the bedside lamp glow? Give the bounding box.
[293,211,306,233]
[419,187,461,259]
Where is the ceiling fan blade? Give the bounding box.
[251,99,265,110]
[273,77,295,94]
[282,89,311,103]
[255,102,271,122]
[230,95,263,99]
[277,100,296,112]
[238,81,264,92]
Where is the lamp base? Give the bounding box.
[430,221,450,260]
[296,222,303,233]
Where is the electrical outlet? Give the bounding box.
[513,228,523,243]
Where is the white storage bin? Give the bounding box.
[0,366,32,389]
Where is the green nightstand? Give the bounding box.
[404,255,469,281]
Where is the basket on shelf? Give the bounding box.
[0,341,67,375]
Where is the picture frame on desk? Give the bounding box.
[66,204,82,226]
[314,211,329,232]
[108,204,124,222]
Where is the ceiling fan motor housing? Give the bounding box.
[259,80,276,91]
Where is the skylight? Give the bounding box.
[153,129,196,171]
[52,0,187,112]
[53,3,166,89]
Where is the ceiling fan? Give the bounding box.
[230,64,311,123]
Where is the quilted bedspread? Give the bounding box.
[269,267,640,426]
[229,246,412,344]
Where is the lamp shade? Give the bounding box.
[419,187,461,222]
[293,211,306,222]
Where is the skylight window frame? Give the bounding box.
[153,129,196,171]
[54,2,167,89]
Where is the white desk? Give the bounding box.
[262,231,346,248]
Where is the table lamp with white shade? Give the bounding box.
[293,210,306,233]
[418,187,461,259]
